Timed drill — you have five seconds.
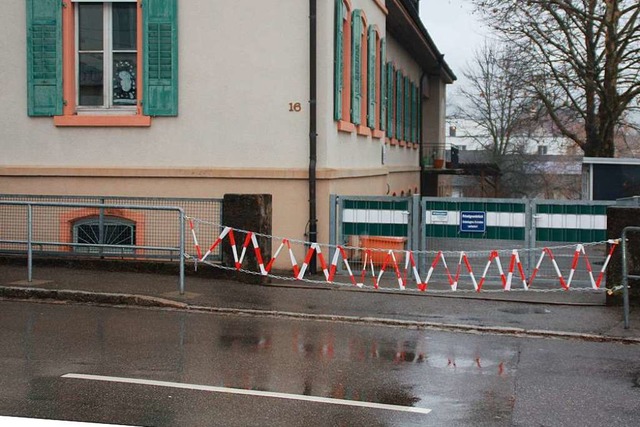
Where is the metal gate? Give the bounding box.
[331,194,614,288]
[330,195,419,271]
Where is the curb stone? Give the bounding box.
[0,286,188,310]
[1,286,638,345]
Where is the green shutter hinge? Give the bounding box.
[63,100,68,106]
[62,2,67,8]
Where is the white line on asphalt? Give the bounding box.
[0,415,128,426]
[62,373,432,415]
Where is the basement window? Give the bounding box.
[73,216,136,253]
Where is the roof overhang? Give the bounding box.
[386,0,456,84]
[583,157,640,165]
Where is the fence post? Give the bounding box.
[527,199,536,275]
[27,204,33,283]
[411,195,421,253]
[179,209,185,295]
[419,197,427,275]
[335,195,344,249]
[99,199,105,258]
[621,227,634,329]
[329,194,337,262]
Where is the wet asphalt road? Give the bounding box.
[0,301,638,426]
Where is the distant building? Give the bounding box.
[445,119,575,156]
[439,119,582,199]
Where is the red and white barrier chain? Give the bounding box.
[186,217,619,293]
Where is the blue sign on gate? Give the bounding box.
[460,211,486,233]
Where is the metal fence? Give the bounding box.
[331,194,615,289]
[0,195,223,263]
[0,200,188,293]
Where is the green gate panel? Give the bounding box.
[343,223,407,237]
[344,200,409,210]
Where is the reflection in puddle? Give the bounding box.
[213,327,512,409]
[219,334,271,351]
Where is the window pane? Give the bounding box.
[79,53,104,106]
[78,3,103,51]
[113,3,137,51]
[113,54,137,105]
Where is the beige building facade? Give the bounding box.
[1,0,454,263]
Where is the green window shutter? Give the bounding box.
[404,77,410,142]
[380,39,386,131]
[387,63,394,137]
[26,0,62,117]
[413,84,420,142]
[396,70,403,140]
[417,84,422,143]
[405,82,414,142]
[143,0,178,116]
[351,10,362,125]
[333,0,344,121]
[410,84,415,143]
[366,26,376,129]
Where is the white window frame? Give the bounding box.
[75,0,138,115]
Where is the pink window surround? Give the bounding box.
[337,0,354,132]
[356,12,371,137]
[55,0,151,127]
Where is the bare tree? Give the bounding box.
[471,0,640,158]
[456,43,538,157]
[453,43,549,197]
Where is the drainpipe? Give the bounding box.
[419,72,426,194]
[308,0,318,274]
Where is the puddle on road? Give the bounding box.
[206,323,518,414]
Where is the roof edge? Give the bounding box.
[398,0,457,82]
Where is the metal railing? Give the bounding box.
[0,201,187,294]
[0,194,223,262]
[621,226,639,329]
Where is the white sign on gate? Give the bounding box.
[431,210,449,223]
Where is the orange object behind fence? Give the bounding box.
[359,236,407,266]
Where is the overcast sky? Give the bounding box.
[419,0,492,99]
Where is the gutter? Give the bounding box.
[419,71,425,170]
[308,0,318,273]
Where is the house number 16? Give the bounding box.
[289,102,302,112]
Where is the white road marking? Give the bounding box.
[0,416,127,426]
[62,373,432,415]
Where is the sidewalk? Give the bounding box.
[0,260,638,344]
